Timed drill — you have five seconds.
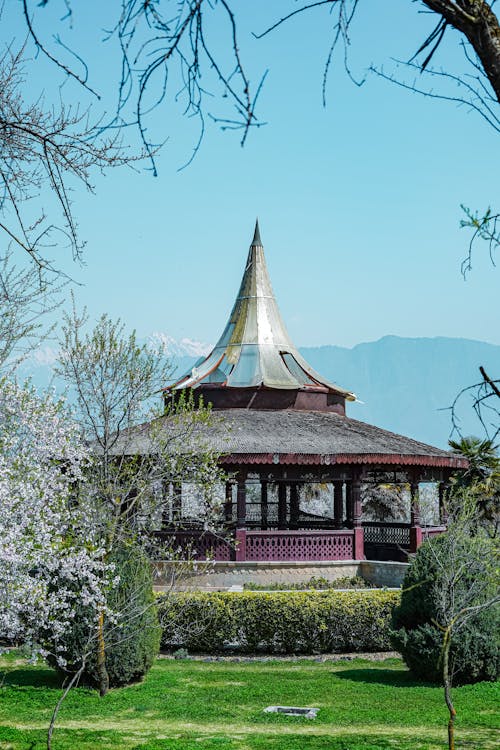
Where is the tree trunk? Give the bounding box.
[47,663,85,750]
[424,1,500,103]
[442,628,457,750]
[96,610,109,697]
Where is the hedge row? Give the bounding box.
[157,590,400,655]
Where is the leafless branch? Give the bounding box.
[22,0,99,97]
[0,45,133,270]
[449,366,500,441]
[370,61,500,133]
[0,248,66,371]
[105,0,263,174]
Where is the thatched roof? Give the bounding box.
[115,409,466,469]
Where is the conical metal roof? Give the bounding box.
[168,222,355,399]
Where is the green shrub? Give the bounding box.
[243,575,371,590]
[157,590,399,654]
[49,543,161,688]
[101,542,161,687]
[391,535,500,685]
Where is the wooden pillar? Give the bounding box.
[260,480,268,530]
[409,477,422,552]
[343,473,363,559]
[236,475,247,530]
[346,481,353,527]
[410,479,420,526]
[333,481,344,529]
[235,529,247,561]
[235,472,247,561]
[438,481,449,525]
[290,483,300,529]
[352,475,365,559]
[172,481,182,523]
[278,482,287,530]
[352,477,362,527]
[161,481,170,528]
[224,482,233,524]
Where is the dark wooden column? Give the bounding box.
[224,482,233,524]
[409,476,422,552]
[289,483,300,529]
[161,481,170,528]
[350,473,365,560]
[438,481,449,525]
[333,481,344,529]
[278,482,287,530]
[410,479,420,525]
[352,477,363,528]
[236,475,247,529]
[345,481,353,527]
[260,480,268,530]
[235,472,247,561]
[172,481,182,523]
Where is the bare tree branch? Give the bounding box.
[448,366,500,441]
[0,45,134,270]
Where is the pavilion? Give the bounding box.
[159,222,466,563]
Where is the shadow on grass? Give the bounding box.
[0,725,127,750]
[334,668,435,689]
[1,665,63,689]
[134,736,405,750]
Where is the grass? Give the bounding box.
[0,651,498,750]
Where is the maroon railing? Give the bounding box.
[156,530,233,561]
[363,522,411,547]
[243,529,355,561]
[422,525,446,539]
[157,524,445,563]
[363,522,446,558]
[158,528,357,561]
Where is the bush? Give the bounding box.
[49,542,161,688]
[243,576,371,590]
[101,542,161,687]
[157,589,399,654]
[391,535,500,685]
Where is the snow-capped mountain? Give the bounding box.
[13,335,212,392]
[148,333,212,359]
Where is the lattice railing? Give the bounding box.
[363,523,411,546]
[244,530,354,561]
[158,531,232,561]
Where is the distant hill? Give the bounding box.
[17,335,500,449]
[301,336,500,448]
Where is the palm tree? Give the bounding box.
[449,436,499,535]
[449,436,498,484]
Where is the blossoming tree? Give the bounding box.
[0,376,111,666]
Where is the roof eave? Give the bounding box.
[220,452,468,468]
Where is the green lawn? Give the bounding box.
[0,651,498,750]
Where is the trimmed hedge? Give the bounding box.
[157,590,399,654]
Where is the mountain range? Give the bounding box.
[19,335,500,449]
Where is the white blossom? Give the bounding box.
[0,377,110,663]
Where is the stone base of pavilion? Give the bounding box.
[153,559,410,591]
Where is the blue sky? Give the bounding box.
[5,1,500,348]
